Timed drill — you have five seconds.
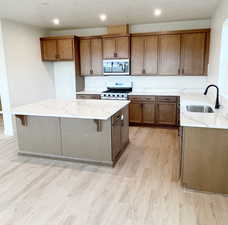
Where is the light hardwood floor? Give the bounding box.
[0,126,227,225]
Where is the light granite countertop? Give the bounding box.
[180,93,228,129]
[76,89,228,129]
[12,99,130,120]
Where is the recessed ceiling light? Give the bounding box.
[99,14,107,21]
[154,9,162,16]
[52,18,60,25]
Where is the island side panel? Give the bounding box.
[61,118,112,163]
[182,127,228,194]
[16,116,62,155]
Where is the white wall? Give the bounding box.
[85,76,207,92]
[131,19,210,33]
[206,0,228,106]
[1,20,55,107]
[208,0,228,85]
[49,19,210,92]
[0,20,13,135]
[218,20,228,97]
[0,20,56,135]
[49,19,210,36]
[54,62,76,99]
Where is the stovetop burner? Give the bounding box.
[102,88,132,94]
[100,82,132,100]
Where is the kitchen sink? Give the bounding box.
[186,105,214,113]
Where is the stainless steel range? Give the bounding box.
[101,82,132,100]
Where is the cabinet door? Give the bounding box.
[158,34,181,75]
[142,102,156,124]
[181,33,206,75]
[41,39,57,61]
[129,102,142,123]
[116,37,129,58]
[80,39,91,75]
[156,102,177,125]
[144,36,158,75]
[57,39,74,60]
[121,106,129,149]
[103,38,116,59]
[131,37,144,75]
[91,38,103,75]
[16,116,61,155]
[112,117,122,161]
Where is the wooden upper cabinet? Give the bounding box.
[40,36,75,61]
[91,38,103,75]
[41,39,57,61]
[116,37,130,58]
[80,39,91,75]
[57,39,74,60]
[131,29,210,76]
[80,38,102,76]
[131,36,158,75]
[131,37,144,75]
[103,36,129,59]
[144,36,158,75]
[181,32,206,75]
[158,34,181,75]
[103,38,116,58]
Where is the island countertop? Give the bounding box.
[12,99,130,120]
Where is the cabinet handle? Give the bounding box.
[90,69,93,74]
[56,54,60,59]
[114,52,118,58]
[178,68,180,75]
[142,69,146,74]
[182,68,185,74]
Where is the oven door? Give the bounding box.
[103,59,129,75]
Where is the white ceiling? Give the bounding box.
[0,0,220,29]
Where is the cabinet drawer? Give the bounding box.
[157,96,177,102]
[130,95,155,102]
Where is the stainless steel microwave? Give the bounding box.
[103,59,130,75]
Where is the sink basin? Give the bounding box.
[186,105,214,113]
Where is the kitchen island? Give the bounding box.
[12,99,130,166]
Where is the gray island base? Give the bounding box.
[13,99,130,166]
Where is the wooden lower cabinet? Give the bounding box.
[143,102,156,124]
[129,95,178,126]
[156,102,177,125]
[129,102,142,123]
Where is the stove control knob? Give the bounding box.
[117,94,119,97]
[112,94,115,97]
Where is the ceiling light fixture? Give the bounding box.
[99,14,107,21]
[154,9,162,16]
[52,18,60,25]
